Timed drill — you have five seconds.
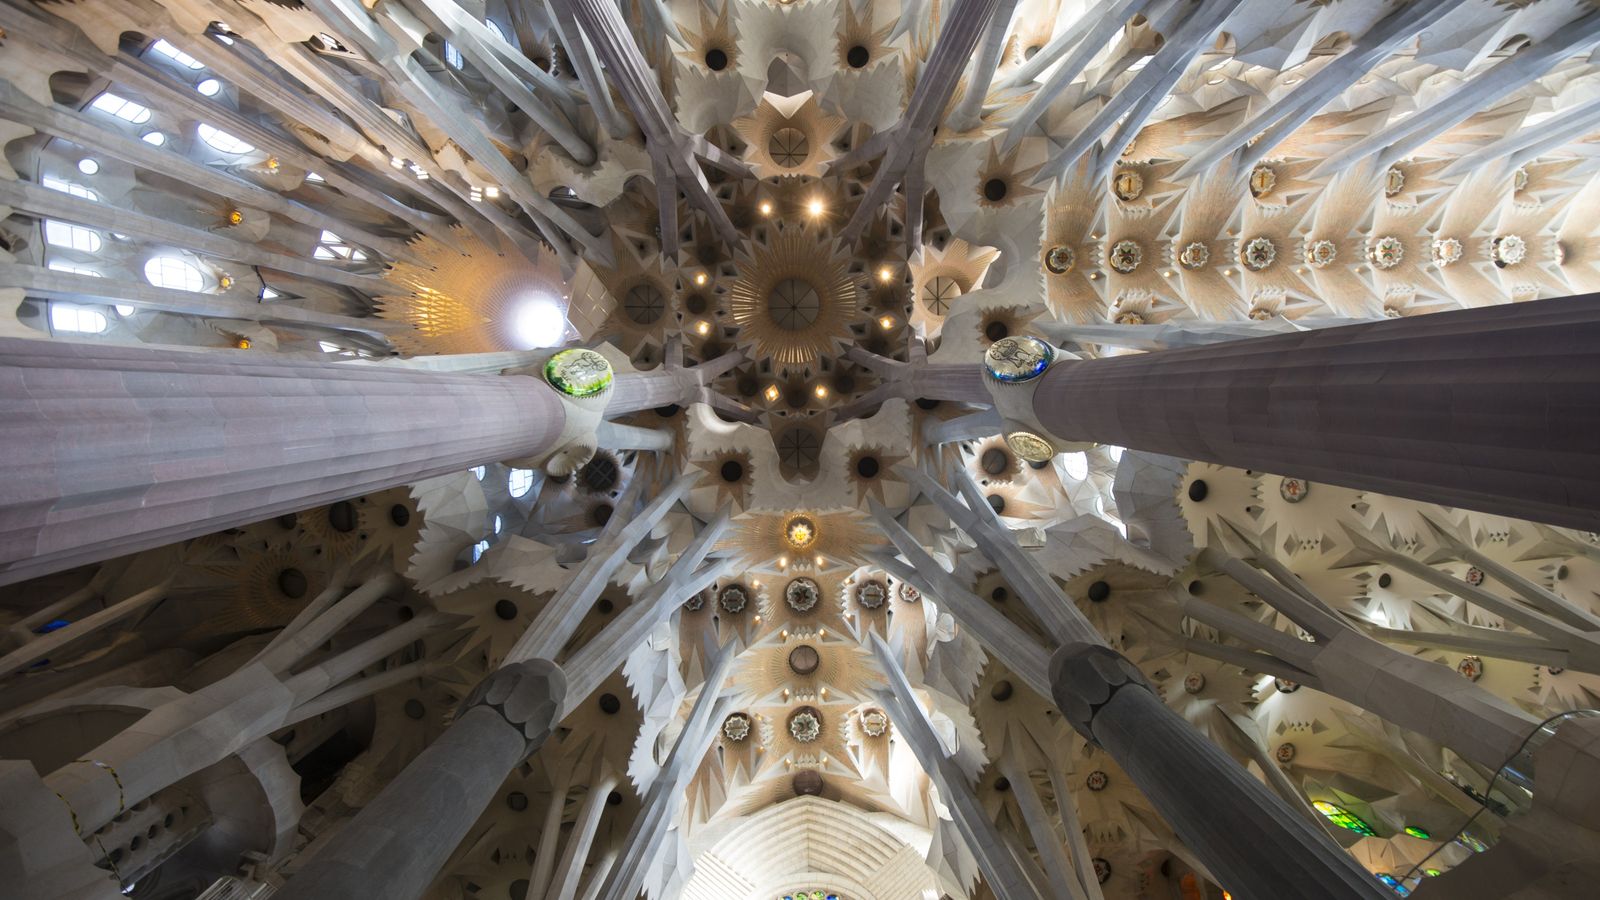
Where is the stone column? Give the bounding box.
[1028,295,1600,530]
[280,659,566,900]
[0,337,568,586]
[1051,644,1390,900]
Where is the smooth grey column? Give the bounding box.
[280,659,566,900]
[0,337,568,585]
[1031,295,1600,530]
[1051,644,1388,900]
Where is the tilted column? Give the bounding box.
[0,337,569,585]
[1024,295,1600,530]
[281,660,566,900]
[1051,644,1389,900]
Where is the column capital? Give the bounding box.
[464,658,567,752]
[1049,641,1151,741]
[980,336,1096,462]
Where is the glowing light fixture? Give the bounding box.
[878,266,893,282]
[695,320,711,335]
[813,384,828,399]
[806,198,824,217]
[512,294,568,348]
[694,272,708,286]
[878,315,895,330]
[759,200,773,216]
[784,515,818,549]
[764,384,781,403]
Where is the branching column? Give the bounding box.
[1029,295,1600,530]
[0,337,570,585]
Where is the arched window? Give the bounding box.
[1061,452,1089,480]
[443,40,464,69]
[144,256,205,292]
[472,465,487,480]
[141,131,166,146]
[50,302,109,334]
[197,123,255,154]
[508,468,534,498]
[484,19,508,42]
[44,220,102,252]
[196,78,222,97]
[42,177,98,202]
[48,261,102,277]
[313,231,367,261]
[1312,801,1377,836]
[89,92,153,124]
[150,39,204,69]
[471,539,490,563]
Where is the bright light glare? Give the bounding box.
[512,295,568,348]
[1062,452,1088,480]
[806,198,824,217]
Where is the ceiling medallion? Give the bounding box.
[1113,310,1146,325]
[984,335,1054,383]
[1112,169,1144,202]
[860,709,889,737]
[899,582,921,603]
[1182,672,1206,694]
[543,348,614,398]
[1043,244,1076,275]
[784,514,818,550]
[1304,239,1337,269]
[1279,477,1310,503]
[1247,306,1275,321]
[1368,235,1404,270]
[1004,430,1056,464]
[782,892,839,900]
[1275,742,1298,764]
[1513,166,1530,192]
[728,229,860,368]
[789,707,822,742]
[1085,770,1109,791]
[1457,655,1484,682]
[723,712,752,742]
[1108,239,1143,273]
[1241,236,1276,271]
[856,579,888,609]
[786,577,821,612]
[719,584,750,613]
[1383,166,1406,197]
[1465,566,1485,587]
[1248,164,1277,198]
[683,590,707,611]
[1093,858,1112,885]
[1492,234,1527,267]
[1432,237,1463,266]
[1274,677,1301,694]
[1178,241,1210,270]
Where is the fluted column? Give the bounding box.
[1029,295,1600,530]
[0,337,568,585]
[281,660,566,900]
[1051,644,1388,900]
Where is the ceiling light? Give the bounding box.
[484,185,500,198]
[878,266,893,283]
[879,315,895,330]
[806,198,824,217]
[78,158,100,175]
[390,157,405,168]
[759,200,773,215]
[695,320,711,335]
[511,294,568,348]
[764,384,781,403]
[813,384,828,399]
[694,272,708,286]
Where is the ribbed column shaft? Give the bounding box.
[0,338,567,585]
[1031,295,1600,529]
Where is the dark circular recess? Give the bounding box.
[1378,573,1393,589]
[983,178,1008,202]
[655,404,681,418]
[986,493,1005,513]
[788,644,821,675]
[506,791,528,812]
[784,384,810,409]
[1087,580,1112,602]
[736,375,760,397]
[846,45,870,68]
[856,456,880,479]
[624,283,666,325]
[597,597,614,614]
[767,278,822,330]
[398,605,415,621]
[580,455,620,493]
[832,371,856,394]
[109,849,124,864]
[598,693,622,714]
[915,397,941,410]
[163,814,175,828]
[277,568,308,599]
[1558,565,1569,580]
[276,513,298,530]
[591,504,614,527]
[494,599,518,621]
[1188,479,1209,502]
[328,500,358,533]
[984,320,1009,341]
[704,47,728,71]
[147,824,159,839]
[607,790,623,806]
[994,776,1011,792]
[981,447,1011,475]
[509,879,530,900]
[721,460,745,482]
[991,586,1008,602]
[991,679,1014,701]
[683,292,708,314]
[389,504,411,527]
[792,770,824,796]
[129,837,142,851]
[403,699,425,719]
[1188,580,1204,595]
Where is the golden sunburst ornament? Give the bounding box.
[728,227,859,368]
[784,514,818,550]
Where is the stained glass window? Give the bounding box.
[1403,826,1431,839]
[1312,800,1377,836]
[780,892,840,900]
[1376,873,1410,895]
